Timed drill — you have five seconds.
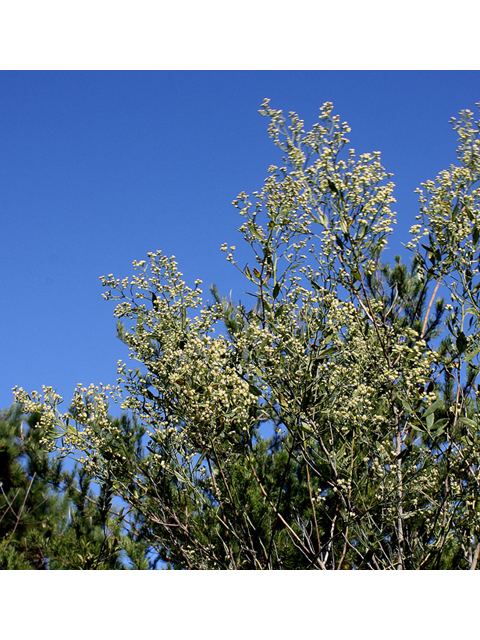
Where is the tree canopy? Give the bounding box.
[13,99,480,569]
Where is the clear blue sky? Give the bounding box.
[2,70,480,411]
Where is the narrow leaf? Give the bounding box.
[426,412,435,430]
[473,226,479,247]
[456,331,468,354]
[423,397,443,418]
[244,265,254,281]
[465,343,480,362]
[249,384,263,397]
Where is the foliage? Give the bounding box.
[14,100,480,569]
[0,405,149,569]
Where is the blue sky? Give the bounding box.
[2,70,480,412]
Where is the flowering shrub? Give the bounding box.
[14,100,480,569]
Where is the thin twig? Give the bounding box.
[421,280,441,339]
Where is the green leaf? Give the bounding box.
[465,343,480,362]
[248,384,263,397]
[399,396,413,414]
[316,346,337,360]
[473,226,479,247]
[456,331,468,354]
[426,412,435,430]
[193,450,208,472]
[278,393,288,408]
[247,223,264,242]
[423,397,443,418]
[396,444,413,461]
[319,212,328,227]
[357,223,367,239]
[171,467,195,490]
[65,424,78,437]
[451,200,460,220]
[273,282,281,299]
[244,265,254,281]
[464,307,478,316]
[351,268,361,282]
[432,418,449,436]
[327,179,338,194]
[459,416,477,428]
[300,421,314,435]
[412,424,425,434]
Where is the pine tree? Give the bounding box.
[0,405,149,569]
